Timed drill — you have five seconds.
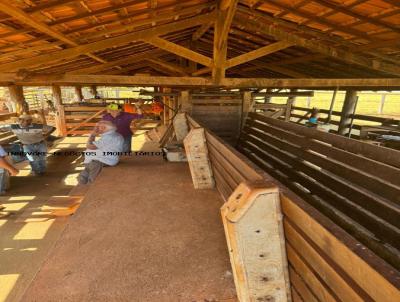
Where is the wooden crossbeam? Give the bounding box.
[48,0,145,26]
[235,13,400,76]
[226,41,294,68]
[192,22,213,41]
[26,0,77,13]
[84,3,213,41]
[0,1,106,64]
[68,49,163,74]
[0,12,215,71]
[146,59,190,76]
[145,37,213,67]
[1,73,400,88]
[313,0,400,33]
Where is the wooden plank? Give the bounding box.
[213,0,238,83]
[173,113,189,141]
[212,163,232,201]
[234,12,400,76]
[146,37,213,67]
[289,267,319,302]
[1,73,399,88]
[192,22,213,41]
[245,118,400,188]
[64,106,105,111]
[183,127,214,189]
[207,142,246,186]
[281,194,400,302]
[0,1,106,64]
[67,109,105,134]
[239,132,400,250]
[0,12,216,71]
[286,244,338,302]
[284,220,367,302]
[221,181,290,302]
[238,141,400,271]
[226,41,293,68]
[208,152,237,192]
[248,112,400,168]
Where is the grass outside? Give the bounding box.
[269,91,400,118]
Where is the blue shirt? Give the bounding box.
[84,130,124,166]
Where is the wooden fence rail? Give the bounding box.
[187,113,400,302]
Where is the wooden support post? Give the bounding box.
[183,127,215,189]
[89,85,98,98]
[179,90,191,113]
[75,85,83,102]
[242,91,253,130]
[8,84,25,114]
[52,85,67,136]
[221,181,291,302]
[379,94,386,114]
[173,112,189,142]
[327,88,338,123]
[338,90,358,135]
[285,89,297,122]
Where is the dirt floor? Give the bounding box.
[21,154,237,302]
[0,137,87,302]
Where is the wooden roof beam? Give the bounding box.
[0,1,106,64]
[235,13,400,76]
[26,0,77,13]
[146,59,190,76]
[145,37,213,67]
[68,49,163,74]
[263,0,376,41]
[213,0,238,83]
[313,0,400,33]
[225,41,294,68]
[0,11,216,71]
[192,22,213,41]
[81,2,213,41]
[1,73,399,88]
[48,0,147,26]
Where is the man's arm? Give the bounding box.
[0,124,11,132]
[42,125,56,137]
[0,157,19,176]
[86,132,98,150]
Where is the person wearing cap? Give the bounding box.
[0,114,55,176]
[102,102,143,152]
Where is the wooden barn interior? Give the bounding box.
[0,0,399,301]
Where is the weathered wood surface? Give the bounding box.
[183,127,214,189]
[187,114,400,302]
[221,181,291,302]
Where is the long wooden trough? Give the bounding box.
[186,113,400,302]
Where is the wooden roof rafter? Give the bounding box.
[0,0,107,64]
[0,11,216,71]
[235,6,400,76]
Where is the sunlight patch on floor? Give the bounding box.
[13,220,54,240]
[8,196,36,201]
[2,202,29,211]
[0,274,19,302]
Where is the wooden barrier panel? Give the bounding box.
[221,181,291,302]
[238,112,400,272]
[183,127,214,189]
[187,114,400,302]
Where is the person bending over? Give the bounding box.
[102,102,143,152]
[78,121,124,185]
